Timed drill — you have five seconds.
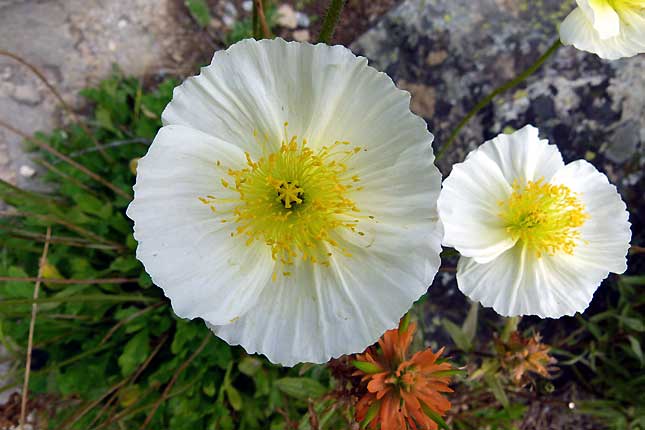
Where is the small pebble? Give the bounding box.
[292,29,310,42]
[12,84,42,105]
[277,4,298,29]
[19,165,36,178]
[296,11,310,28]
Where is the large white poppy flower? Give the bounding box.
[560,0,645,60]
[127,39,443,366]
[437,125,631,318]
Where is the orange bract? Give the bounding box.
[354,321,453,430]
[498,332,558,385]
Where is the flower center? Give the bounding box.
[498,178,588,257]
[200,125,368,277]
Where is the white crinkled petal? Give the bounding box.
[212,219,441,366]
[438,125,564,264]
[560,6,644,60]
[161,38,392,157]
[550,160,631,275]
[576,0,621,38]
[127,125,275,325]
[475,125,564,184]
[458,245,602,318]
[438,149,516,263]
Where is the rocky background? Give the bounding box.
[352,0,643,242]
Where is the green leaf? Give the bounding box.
[108,256,141,274]
[484,373,509,408]
[1,267,33,298]
[621,275,645,285]
[431,369,467,378]
[619,316,645,332]
[118,329,150,376]
[462,301,479,343]
[628,335,644,366]
[203,380,216,397]
[96,106,116,132]
[225,384,243,411]
[185,0,211,27]
[443,319,472,351]
[353,360,382,374]
[171,320,200,355]
[420,402,450,430]
[238,356,262,376]
[361,401,381,429]
[274,377,327,400]
[399,313,410,334]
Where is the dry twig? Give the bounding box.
[139,335,211,430]
[0,119,130,199]
[19,226,52,428]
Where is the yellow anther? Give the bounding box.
[199,127,373,276]
[499,178,588,257]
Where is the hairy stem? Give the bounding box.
[319,0,346,44]
[436,39,561,161]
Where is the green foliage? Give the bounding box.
[559,276,645,429]
[185,0,212,27]
[0,72,332,429]
[226,3,279,46]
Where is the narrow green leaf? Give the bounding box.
[628,335,644,366]
[361,401,381,429]
[0,294,158,308]
[353,360,382,374]
[621,275,645,285]
[484,373,509,408]
[399,313,410,334]
[420,402,450,430]
[238,356,262,376]
[185,0,211,27]
[431,369,467,378]
[443,319,472,351]
[118,330,150,376]
[274,377,327,400]
[462,301,479,343]
[225,384,243,411]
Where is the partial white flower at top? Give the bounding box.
[126,38,443,366]
[437,125,631,318]
[560,0,645,60]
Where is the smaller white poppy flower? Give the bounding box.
[560,0,645,60]
[437,125,631,318]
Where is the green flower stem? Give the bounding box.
[500,316,521,343]
[436,38,562,161]
[319,0,346,44]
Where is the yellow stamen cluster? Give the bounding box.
[201,126,368,276]
[499,178,588,257]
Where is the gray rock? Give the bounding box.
[352,0,644,179]
[11,84,43,105]
[606,120,641,164]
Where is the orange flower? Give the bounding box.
[353,320,453,430]
[497,332,558,385]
